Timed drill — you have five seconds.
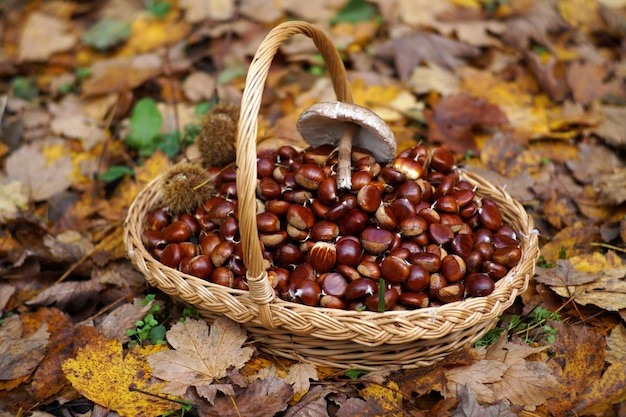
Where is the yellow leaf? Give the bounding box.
[449,0,481,8]
[119,15,191,56]
[359,381,403,413]
[62,338,180,417]
[570,252,623,274]
[350,79,420,122]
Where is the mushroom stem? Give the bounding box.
[336,123,358,189]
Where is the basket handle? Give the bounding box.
[235,21,354,328]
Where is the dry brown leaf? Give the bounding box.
[0,181,29,221]
[4,141,73,201]
[26,279,102,311]
[452,384,517,417]
[594,105,626,147]
[425,93,508,155]
[337,382,403,417]
[183,71,217,102]
[408,64,460,96]
[194,377,293,417]
[498,0,570,52]
[180,0,235,23]
[567,61,623,106]
[98,298,156,343]
[0,315,49,380]
[285,362,318,394]
[82,54,163,96]
[375,30,480,82]
[282,385,339,417]
[545,322,605,415]
[18,12,77,61]
[550,266,626,311]
[148,318,254,396]
[0,284,16,310]
[445,336,559,411]
[535,260,601,287]
[606,324,626,364]
[566,143,622,185]
[540,222,601,262]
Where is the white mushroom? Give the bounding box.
[296,101,397,189]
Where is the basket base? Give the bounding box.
[195,307,496,370]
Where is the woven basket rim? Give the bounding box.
[123,21,539,353]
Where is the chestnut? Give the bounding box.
[375,204,398,231]
[310,220,340,241]
[398,215,427,237]
[317,177,339,205]
[428,223,454,246]
[295,164,326,190]
[464,273,495,297]
[211,267,234,287]
[409,252,441,273]
[392,157,422,180]
[357,260,382,280]
[357,183,382,213]
[365,288,399,312]
[180,254,213,279]
[256,177,282,200]
[160,243,183,268]
[320,272,348,298]
[340,209,370,236]
[360,227,394,255]
[256,212,281,233]
[440,254,466,283]
[286,204,315,230]
[142,230,165,248]
[381,255,410,285]
[336,238,363,267]
[436,283,464,303]
[210,240,235,267]
[146,207,170,230]
[479,198,503,232]
[429,147,455,173]
[404,265,429,292]
[288,279,321,306]
[398,291,429,309]
[345,278,378,300]
[492,246,522,268]
[320,294,347,309]
[308,241,337,273]
[163,221,191,243]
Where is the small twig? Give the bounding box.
[590,242,626,253]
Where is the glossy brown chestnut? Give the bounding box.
[163,221,191,243]
[308,241,337,273]
[492,246,522,268]
[146,207,170,230]
[160,243,183,268]
[464,273,495,297]
[360,227,394,255]
[339,209,370,236]
[398,292,429,309]
[289,279,321,306]
[286,204,315,230]
[345,278,378,300]
[365,288,399,312]
[428,223,454,246]
[441,254,466,283]
[357,260,382,280]
[409,252,441,273]
[320,294,347,309]
[210,240,235,267]
[180,254,213,279]
[404,265,430,292]
[381,256,410,285]
[295,164,326,190]
[398,215,427,237]
[320,272,348,298]
[479,198,503,232]
[211,267,234,287]
[430,147,455,173]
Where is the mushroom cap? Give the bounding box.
[296,101,397,163]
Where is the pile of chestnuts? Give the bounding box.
[141,144,522,312]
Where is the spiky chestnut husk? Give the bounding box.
[197,103,240,168]
[161,162,214,215]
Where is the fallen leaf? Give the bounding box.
[82,53,163,96]
[0,284,15,310]
[62,338,179,417]
[194,377,293,417]
[5,141,73,201]
[183,71,217,102]
[336,381,403,417]
[180,0,235,22]
[19,12,77,61]
[26,279,102,312]
[535,260,601,287]
[452,384,517,417]
[539,222,601,262]
[545,322,606,415]
[550,266,626,311]
[498,0,570,52]
[0,315,49,380]
[606,325,626,364]
[445,359,508,403]
[574,355,626,416]
[408,63,460,96]
[566,143,622,186]
[98,298,156,343]
[148,318,254,396]
[569,251,623,274]
[375,30,480,82]
[285,362,318,395]
[567,61,623,105]
[0,181,29,221]
[282,385,339,417]
[425,93,508,154]
[593,105,626,147]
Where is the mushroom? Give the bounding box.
[296,101,397,189]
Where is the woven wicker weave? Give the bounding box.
[124,21,539,370]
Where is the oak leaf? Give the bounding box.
[0,315,49,380]
[148,317,254,397]
[62,338,179,417]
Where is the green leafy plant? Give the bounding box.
[98,165,135,182]
[145,0,171,18]
[476,306,562,347]
[345,369,368,380]
[179,306,199,322]
[81,18,132,51]
[331,0,378,24]
[537,255,556,268]
[126,294,167,346]
[11,76,39,100]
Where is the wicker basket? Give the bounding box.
[124,21,539,370]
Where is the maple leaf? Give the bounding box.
[544,321,606,415]
[445,335,559,411]
[282,385,339,417]
[452,384,517,417]
[549,266,626,311]
[193,377,293,417]
[5,141,73,201]
[285,362,318,394]
[62,337,180,417]
[0,315,49,380]
[148,317,254,397]
[375,30,480,82]
[535,259,601,287]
